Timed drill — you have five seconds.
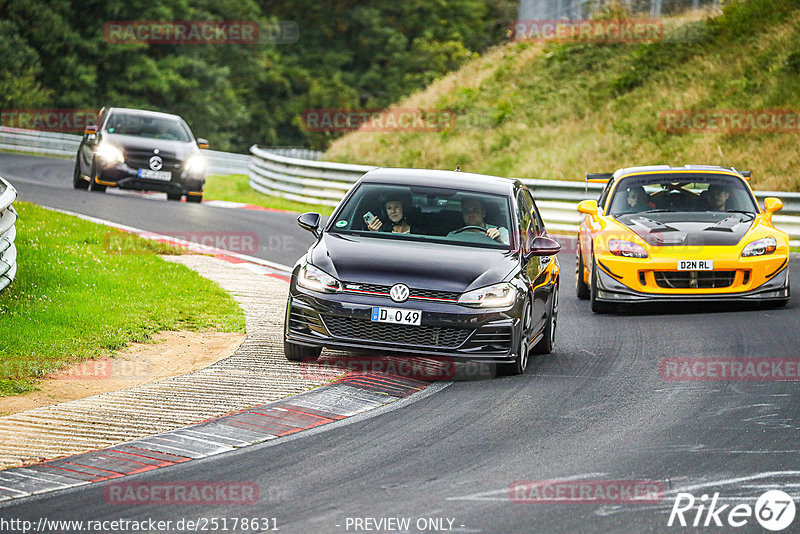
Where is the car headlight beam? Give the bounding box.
[185,154,206,174]
[96,142,124,165]
[742,236,777,257]
[458,282,517,308]
[297,264,341,293]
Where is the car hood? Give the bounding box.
[309,233,518,292]
[615,212,755,246]
[103,133,197,160]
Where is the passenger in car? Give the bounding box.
[448,197,508,244]
[704,184,731,211]
[366,194,413,234]
[622,186,652,213]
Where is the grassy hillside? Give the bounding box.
[325,0,800,192]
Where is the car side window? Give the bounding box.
[517,191,533,250]
[523,189,543,235]
[597,179,615,213]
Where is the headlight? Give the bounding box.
[185,154,206,174]
[742,236,777,257]
[297,264,341,293]
[458,282,517,307]
[96,142,124,165]
[609,239,648,258]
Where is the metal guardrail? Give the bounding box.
[0,127,321,176]
[0,176,18,294]
[249,146,800,244]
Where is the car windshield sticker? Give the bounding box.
[335,220,348,227]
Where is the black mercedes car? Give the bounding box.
[284,168,561,375]
[74,107,208,202]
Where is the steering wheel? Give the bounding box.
[451,225,489,234]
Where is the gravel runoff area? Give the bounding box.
[0,255,343,470]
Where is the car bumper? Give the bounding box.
[96,164,204,194]
[594,263,790,303]
[284,284,527,364]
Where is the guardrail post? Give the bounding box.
[0,176,18,294]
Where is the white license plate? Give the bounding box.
[138,169,172,181]
[370,306,421,326]
[678,260,713,271]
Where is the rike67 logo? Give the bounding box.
[668,490,796,531]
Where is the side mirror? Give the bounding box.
[764,197,783,216]
[297,212,321,238]
[577,199,599,215]
[527,236,561,257]
[84,125,98,136]
[197,138,209,149]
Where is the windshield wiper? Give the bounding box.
[725,209,755,215]
[641,209,671,213]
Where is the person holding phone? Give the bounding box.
[365,194,412,234]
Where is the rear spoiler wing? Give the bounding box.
[585,173,613,184]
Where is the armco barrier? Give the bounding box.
[0,176,18,294]
[248,146,800,244]
[0,126,321,176]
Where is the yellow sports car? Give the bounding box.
[576,165,790,312]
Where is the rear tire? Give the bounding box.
[167,191,182,201]
[284,339,321,362]
[73,160,89,190]
[88,160,106,193]
[498,299,532,376]
[186,194,202,203]
[590,259,613,314]
[576,245,590,300]
[532,284,558,355]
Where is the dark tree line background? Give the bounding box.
[0,0,516,152]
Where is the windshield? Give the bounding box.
[607,173,758,216]
[329,183,513,249]
[104,111,192,142]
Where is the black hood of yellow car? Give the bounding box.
[616,212,755,247]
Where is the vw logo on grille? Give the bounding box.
[390,283,410,303]
[149,155,163,170]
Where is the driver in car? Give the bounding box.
[448,197,509,244]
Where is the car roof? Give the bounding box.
[360,168,519,195]
[105,107,184,122]
[614,165,748,180]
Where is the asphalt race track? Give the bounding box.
[2,152,799,533]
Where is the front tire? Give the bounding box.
[88,160,106,193]
[576,244,590,299]
[186,194,203,203]
[499,299,532,376]
[284,339,321,362]
[590,259,613,314]
[532,283,558,355]
[73,160,89,190]
[167,191,182,201]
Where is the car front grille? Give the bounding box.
[124,149,183,172]
[323,316,471,348]
[341,282,460,301]
[654,270,737,289]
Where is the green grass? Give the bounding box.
[204,174,335,215]
[325,0,800,193]
[0,202,245,397]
